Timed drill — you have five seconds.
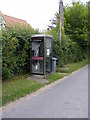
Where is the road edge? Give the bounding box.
[2,64,88,110]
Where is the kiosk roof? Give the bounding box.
[31,34,53,38]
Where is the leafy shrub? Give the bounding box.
[2,26,37,80]
[47,28,87,67]
[47,2,88,67]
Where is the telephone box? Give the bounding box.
[30,34,53,77]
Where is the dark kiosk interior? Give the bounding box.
[30,34,53,77]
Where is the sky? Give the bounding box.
[0,0,88,31]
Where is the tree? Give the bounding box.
[64,2,88,49]
[46,1,88,66]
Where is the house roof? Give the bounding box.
[0,11,3,16]
[3,15,28,28]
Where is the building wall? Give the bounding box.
[0,11,6,30]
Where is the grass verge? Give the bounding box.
[64,58,88,73]
[2,58,88,106]
[2,75,44,106]
[56,58,88,73]
[46,72,66,83]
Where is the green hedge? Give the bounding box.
[47,29,87,67]
[2,26,37,80]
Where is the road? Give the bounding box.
[2,65,88,118]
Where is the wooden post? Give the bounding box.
[58,0,63,67]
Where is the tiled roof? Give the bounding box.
[3,15,28,27]
[0,11,3,16]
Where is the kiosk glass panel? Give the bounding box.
[32,39,44,74]
[45,38,52,73]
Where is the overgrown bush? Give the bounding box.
[47,2,88,67]
[47,28,87,67]
[2,26,37,80]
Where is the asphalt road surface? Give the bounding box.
[2,65,88,118]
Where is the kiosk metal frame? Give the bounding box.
[30,34,53,77]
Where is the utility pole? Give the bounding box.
[59,0,63,44]
[58,0,63,67]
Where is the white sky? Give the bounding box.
[0,0,88,31]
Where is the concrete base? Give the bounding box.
[57,73,67,75]
[27,75,48,84]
